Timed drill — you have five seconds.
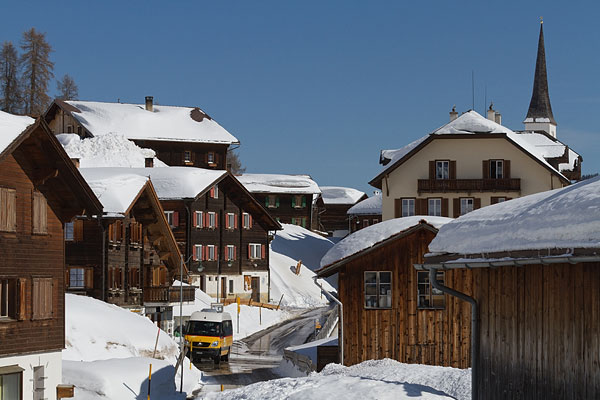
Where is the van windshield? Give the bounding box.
[186,321,222,336]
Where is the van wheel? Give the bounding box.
[222,349,230,362]
[213,355,221,365]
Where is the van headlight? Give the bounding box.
[211,340,219,347]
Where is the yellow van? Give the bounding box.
[184,309,233,364]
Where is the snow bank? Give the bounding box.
[196,359,471,400]
[321,216,452,268]
[66,100,238,144]
[320,186,365,205]
[0,110,33,153]
[57,133,167,168]
[429,176,600,255]
[238,174,321,194]
[270,224,336,305]
[347,193,382,215]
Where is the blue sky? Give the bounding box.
[2,1,599,194]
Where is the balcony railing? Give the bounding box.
[143,286,196,304]
[417,178,521,193]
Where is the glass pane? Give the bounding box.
[379,283,391,296]
[364,272,377,284]
[379,272,391,284]
[379,294,392,308]
[1,373,21,400]
[365,295,378,308]
[365,284,377,295]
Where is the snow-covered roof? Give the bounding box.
[380,135,428,165]
[320,216,453,268]
[320,186,366,205]
[61,100,239,145]
[0,111,34,154]
[79,168,149,215]
[515,131,580,172]
[347,194,382,216]
[57,133,167,168]
[428,176,600,256]
[238,174,321,195]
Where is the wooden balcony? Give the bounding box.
[417,178,521,193]
[143,286,196,304]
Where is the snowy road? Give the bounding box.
[195,306,333,395]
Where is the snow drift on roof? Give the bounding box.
[321,216,452,268]
[380,135,428,165]
[0,111,34,154]
[79,169,149,214]
[65,100,239,144]
[238,174,321,194]
[347,194,382,215]
[433,110,512,135]
[428,176,600,255]
[57,133,167,168]
[320,186,365,205]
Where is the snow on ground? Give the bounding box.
[320,186,365,205]
[429,176,600,255]
[64,294,202,399]
[0,110,34,153]
[197,359,471,400]
[321,216,453,268]
[270,224,337,304]
[57,133,167,168]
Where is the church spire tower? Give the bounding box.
[524,18,557,138]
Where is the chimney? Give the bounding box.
[494,112,502,125]
[71,158,80,168]
[487,102,496,121]
[145,96,153,112]
[449,105,458,121]
[145,157,154,168]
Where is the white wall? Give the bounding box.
[0,350,62,400]
[202,271,269,302]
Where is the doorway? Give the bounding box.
[221,277,227,302]
[251,277,260,302]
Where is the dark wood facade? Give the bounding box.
[0,120,102,358]
[321,196,367,236]
[317,223,472,368]
[348,213,381,233]
[249,193,317,229]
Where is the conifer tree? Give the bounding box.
[57,74,78,100]
[20,28,54,115]
[0,42,22,113]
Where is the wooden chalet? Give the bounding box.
[238,174,323,231]
[320,186,368,237]
[0,112,102,400]
[66,168,190,334]
[420,176,600,399]
[43,96,239,170]
[122,167,282,303]
[317,216,474,369]
[347,193,382,233]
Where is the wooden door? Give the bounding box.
[221,277,227,301]
[251,277,260,302]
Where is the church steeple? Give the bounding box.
[524,19,557,137]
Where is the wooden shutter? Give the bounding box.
[394,199,401,218]
[0,188,17,232]
[249,215,253,229]
[108,223,114,242]
[17,278,27,320]
[159,267,167,285]
[441,198,449,217]
[474,198,481,210]
[482,160,490,179]
[429,161,435,179]
[234,214,238,229]
[453,198,460,218]
[74,219,84,241]
[261,244,266,259]
[248,244,252,259]
[215,212,218,228]
[172,211,179,227]
[224,246,229,261]
[504,160,511,179]
[65,269,70,289]
[416,199,427,215]
[204,212,209,228]
[85,268,94,289]
[32,191,47,234]
[449,161,456,180]
[32,278,53,319]
[291,217,296,225]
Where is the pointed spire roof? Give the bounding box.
[525,21,557,125]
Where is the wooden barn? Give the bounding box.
[44,97,239,170]
[420,176,600,399]
[0,112,102,400]
[319,186,368,237]
[65,168,190,335]
[347,193,382,233]
[316,216,475,368]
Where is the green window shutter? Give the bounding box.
[302,196,306,208]
[291,218,296,225]
[292,196,296,208]
[276,196,280,208]
[265,197,269,207]
[302,218,306,228]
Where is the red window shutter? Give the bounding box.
[224,247,228,261]
[234,214,238,229]
[215,212,218,228]
[249,215,253,229]
[204,212,209,228]
[173,211,179,227]
[210,187,214,198]
[261,244,266,259]
[193,247,198,261]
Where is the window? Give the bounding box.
[490,160,504,179]
[373,219,379,224]
[208,212,217,228]
[207,152,215,164]
[428,198,442,216]
[65,222,74,241]
[417,270,445,308]
[0,369,22,400]
[292,195,305,209]
[32,278,53,320]
[194,211,203,228]
[32,191,48,234]
[164,211,174,227]
[69,268,85,289]
[210,185,219,199]
[194,245,203,261]
[364,271,392,309]
[228,280,234,294]
[491,197,507,204]
[436,160,449,180]
[460,198,474,216]
[109,267,124,289]
[129,267,140,288]
[249,243,263,260]
[363,219,369,228]
[207,245,216,261]
[184,151,192,163]
[291,217,306,228]
[0,187,17,232]
[129,222,143,244]
[67,125,73,133]
[243,212,251,229]
[266,195,279,208]
[226,245,236,261]
[226,213,236,229]
[65,220,83,242]
[0,279,14,318]
[402,198,415,217]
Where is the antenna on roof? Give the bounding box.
[484,85,487,116]
[471,70,475,110]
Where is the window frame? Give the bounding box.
[435,160,450,180]
[402,198,415,217]
[226,213,236,230]
[194,244,203,261]
[228,279,234,294]
[0,370,22,400]
[68,268,85,289]
[64,222,75,241]
[164,211,174,227]
[267,195,278,208]
[243,212,251,229]
[208,212,216,229]
[490,159,504,179]
[249,243,262,260]
[194,211,203,228]
[460,197,474,216]
[226,245,235,261]
[428,198,442,217]
[364,271,392,309]
[207,152,215,164]
[207,245,216,261]
[417,270,446,309]
[183,150,192,163]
